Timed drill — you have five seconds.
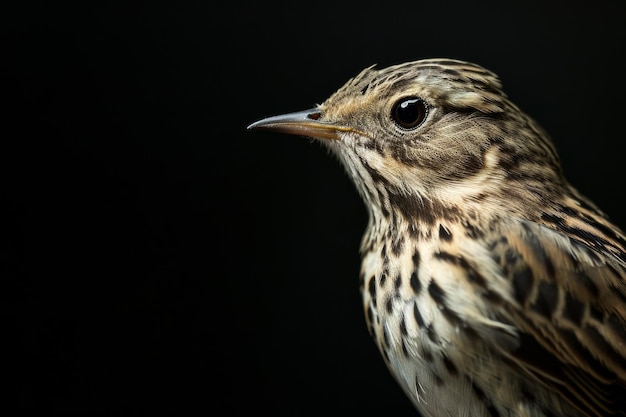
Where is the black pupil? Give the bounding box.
[393,97,425,129]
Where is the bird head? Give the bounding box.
[248,59,564,224]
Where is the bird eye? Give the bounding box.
[391,97,427,129]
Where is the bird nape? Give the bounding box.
[248,58,626,417]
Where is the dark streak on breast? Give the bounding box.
[368,276,377,306]
[400,314,408,336]
[394,274,402,291]
[385,297,393,314]
[413,302,425,327]
[439,224,453,241]
[426,324,439,343]
[380,270,388,286]
[410,271,421,294]
[428,280,446,305]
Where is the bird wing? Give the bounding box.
[492,218,626,417]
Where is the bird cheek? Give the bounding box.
[338,131,374,151]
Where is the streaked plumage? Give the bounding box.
[248,58,626,417]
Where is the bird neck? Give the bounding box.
[359,192,479,254]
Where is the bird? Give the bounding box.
[247,58,626,417]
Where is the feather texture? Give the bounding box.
[249,58,626,417]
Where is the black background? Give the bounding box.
[3,1,626,415]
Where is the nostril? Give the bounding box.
[307,112,321,120]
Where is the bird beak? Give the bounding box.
[247,108,355,141]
